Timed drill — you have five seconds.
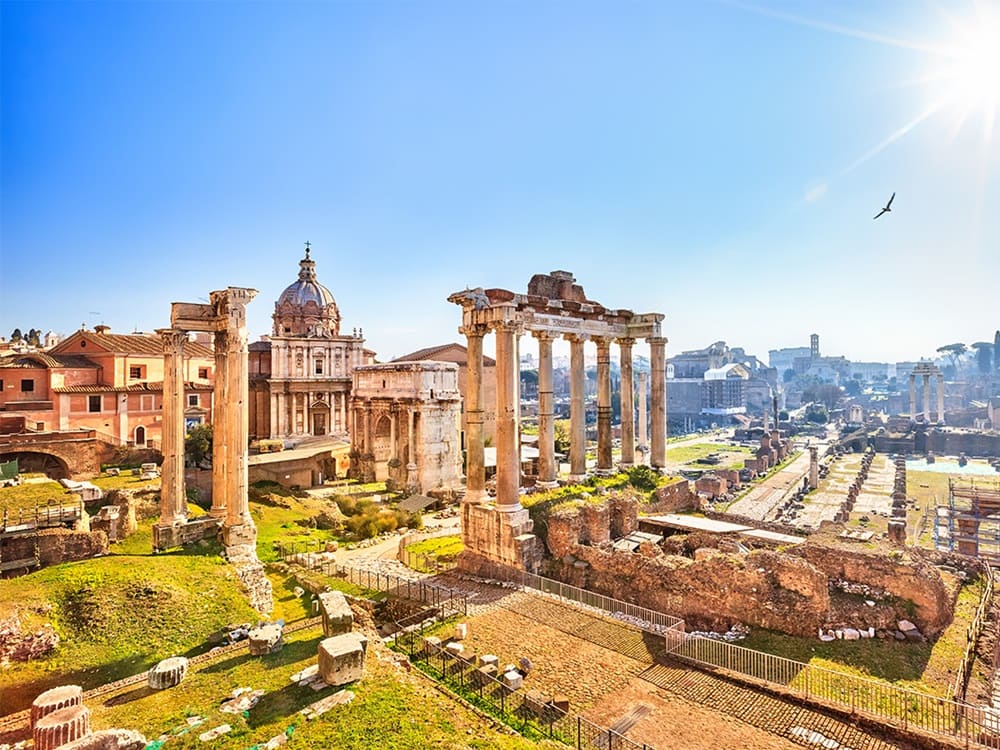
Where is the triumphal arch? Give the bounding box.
[449,270,666,572]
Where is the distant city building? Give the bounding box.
[769,346,811,375]
[248,246,375,442]
[667,341,757,431]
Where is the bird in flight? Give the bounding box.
[873,192,895,220]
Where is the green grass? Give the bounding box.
[404,535,463,559]
[665,443,752,469]
[0,542,258,715]
[0,479,73,514]
[80,627,550,750]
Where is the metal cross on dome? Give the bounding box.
[304,240,311,258]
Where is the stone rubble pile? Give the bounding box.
[686,623,749,643]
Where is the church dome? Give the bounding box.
[273,244,341,337]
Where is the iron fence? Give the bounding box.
[952,563,995,702]
[392,627,655,750]
[666,633,1000,746]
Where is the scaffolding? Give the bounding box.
[934,479,1000,562]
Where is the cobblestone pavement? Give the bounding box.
[728,446,818,521]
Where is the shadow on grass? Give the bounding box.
[103,684,156,706]
[246,681,341,728]
[198,636,322,677]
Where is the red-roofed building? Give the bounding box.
[0,325,215,450]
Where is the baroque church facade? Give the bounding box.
[248,246,374,442]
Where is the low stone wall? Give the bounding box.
[645,480,695,513]
[551,545,830,636]
[790,544,954,636]
[2,529,109,572]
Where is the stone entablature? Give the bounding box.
[350,361,463,493]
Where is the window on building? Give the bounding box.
[315,360,323,375]
[198,367,209,379]
[21,379,34,392]
[88,395,102,413]
[188,394,199,407]
[129,366,143,379]
[140,394,154,411]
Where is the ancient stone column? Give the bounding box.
[407,407,418,492]
[157,329,188,526]
[922,373,931,423]
[33,705,90,750]
[462,324,488,503]
[909,372,916,421]
[809,446,819,489]
[534,331,558,487]
[937,374,945,424]
[648,337,667,470]
[269,389,278,440]
[566,334,587,481]
[637,370,648,465]
[494,320,521,509]
[595,337,613,474]
[212,287,258,548]
[618,338,635,468]
[210,329,229,519]
[31,685,83,729]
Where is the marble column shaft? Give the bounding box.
[462,325,487,503]
[618,338,635,467]
[649,337,667,469]
[158,329,188,525]
[909,373,917,419]
[567,334,587,480]
[210,330,229,518]
[637,370,648,465]
[922,374,931,422]
[494,320,521,508]
[595,337,613,473]
[937,374,945,423]
[534,331,557,485]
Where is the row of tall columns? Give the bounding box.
[463,323,667,505]
[157,329,188,526]
[907,372,946,423]
[211,330,229,518]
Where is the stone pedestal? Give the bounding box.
[222,523,257,548]
[148,656,189,690]
[318,632,368,687]
[318,591,353,636]
[34,705,90,750]
[31,685,83,729]
[248,624,283,655]
[460,502,543,572]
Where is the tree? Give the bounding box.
[844,379,862,397]
[804,403,828,424]
[936,343,968,372]
[10,328,22,342]
[972,342,994,375]
[26,328,41,347]
[802,383,842,410]
[185,424,213,467]
[553,419,571,456]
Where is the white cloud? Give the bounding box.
[804,182,829,203]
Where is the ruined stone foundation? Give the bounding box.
[459,502,544,573]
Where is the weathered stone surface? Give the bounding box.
[445,641,464,656]
[422,636,441,655]
[454,623,467,640]
[317,632,367,687]
[318,591,353,637]
[61,729,148,750]
[31,685,83,729]
[34,705,90,750]
[473,664,498,686]
[248,624,283,656]
[502,670,523,689]
[148,656,188,689]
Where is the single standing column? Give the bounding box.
[534,331,557,487]
[407,407,418,491]
[494,320,521,508]
[157,329,188,525]
[937,374,945,424]
[340,392,347,433]
[213,287,258,547]
[649,336,667,470]
[462,324,488,503]
[210,329,229,519]
[389,404,397,461]
[637,370,648,465]
[304,393,311,436]
[922,374,931,423]
[269,388,278,440]
[909,373,917,420]
[595,337,613,474]
[618,338,635,468]
[567,334,587,481]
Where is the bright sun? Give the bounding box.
[930,5,1000,143]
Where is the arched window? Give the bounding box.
[134,425,146,447]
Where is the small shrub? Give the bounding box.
[627,465,659,492]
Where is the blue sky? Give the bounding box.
[2,0,998,364]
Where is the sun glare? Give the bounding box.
[931,5,1000,144]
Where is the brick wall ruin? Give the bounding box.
[537,491,957,639]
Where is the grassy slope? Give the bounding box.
[665,443,752,470]
[85,627,550,750]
